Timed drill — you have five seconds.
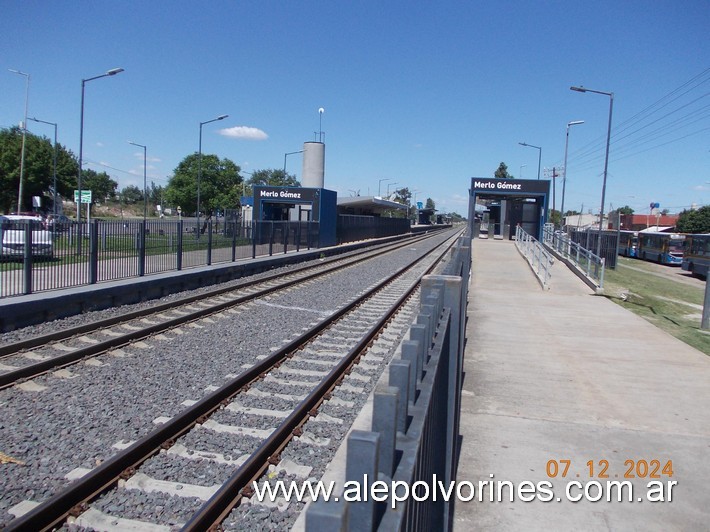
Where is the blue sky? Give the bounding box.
[2,1,708,216]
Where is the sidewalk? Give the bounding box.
[454,238,709,530]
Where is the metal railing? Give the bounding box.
[543,224,605,289]
[0,219,320,299]
[514,224,553,289]
[306,233,471,531]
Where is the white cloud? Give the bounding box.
[219,126,268,140]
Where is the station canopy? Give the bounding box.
[337,196,409,216]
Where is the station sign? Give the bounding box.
[470,178,550,195]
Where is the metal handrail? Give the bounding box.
[515,225,553,289]
[543,224,605,289]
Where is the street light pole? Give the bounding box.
[560,120,585,228]
[128,141,147,220]
[78,67,124,228]
[387,182,399,196]
[283,150,304,175]
[9,69,30,213]
[28,117,58,217]
[518,142,542,180]
[571,85,614,259]
[198,114,228,237]
[378,178,391,197]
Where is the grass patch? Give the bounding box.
[602,256,710,355]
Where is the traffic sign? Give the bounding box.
[74,190,92,204]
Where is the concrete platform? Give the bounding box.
[454,238,709,530]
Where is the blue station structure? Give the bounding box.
[469,177,550,240]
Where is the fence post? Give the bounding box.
[207,221,213,266]
[231,223,237,262]
[372,385,399,478]
[139,220,146,277]
[22,224,32,295]
[389,360,411,433]
[90,220,99,284]
[177,219,183,271]
[269,221,274,256]
[306,500,347,531]
[401,340,421,393]
[346,430,380,531]
[409,324,428,375]
[283,222,291,255]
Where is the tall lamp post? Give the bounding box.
[283,150,304,175]
[9,69,30,213]
[387,182,399,197]
[128,141,147,220]
[518,142,542,180]
[198,114,228,236]
[78,67,124,228]
[560,120,585,228]
[378,178,391,197]
[570,85,614,259]
[28,117,58,218]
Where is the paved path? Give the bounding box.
[454,238,709,530]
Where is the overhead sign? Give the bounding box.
[74,190,92,204]
[470,178,550,195]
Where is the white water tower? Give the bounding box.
[301,141,325,188]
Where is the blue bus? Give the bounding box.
[617,230,639,258]
[637,232,685,265]
[682,233,710,279]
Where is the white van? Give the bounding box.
[0,214,54,259]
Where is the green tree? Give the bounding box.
[677,206,710,233]
[384,187,411,218]
[618,205,634,215]
[165,153,243,216]
[121,185,143,204]
[245,168,299,197]
[425,198,436,210]
[82,169,118,204]
[494,162,513,179]
[147,182,164,206]
[548,209,562,226]
[0,126,78,213]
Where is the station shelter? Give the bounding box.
[468,178,550,240]
[252,186,337,247]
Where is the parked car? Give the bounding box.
[46,214,72,232]
[0,214,54,260]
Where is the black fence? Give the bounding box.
[568,228,619,269]
[0,219,320,299]
[337,215,411,244]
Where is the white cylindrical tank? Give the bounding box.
[301,141,325,188]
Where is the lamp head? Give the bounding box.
[519,142,528,147]
[107,68,124,76]
[217,114,228,120]
[570,86,586,92]
[568,120,585,126]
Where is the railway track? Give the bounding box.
[2,228,462,530]
[0,232,437,389]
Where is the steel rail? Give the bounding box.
[0,234,428,358]
[183,231,460,530]
[0,235,436,389]
[5,230,460,531]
